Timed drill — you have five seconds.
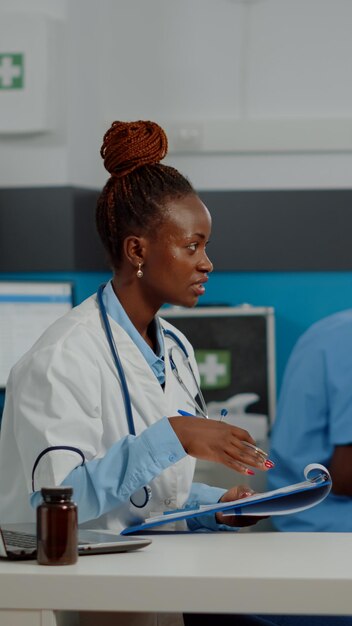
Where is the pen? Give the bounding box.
[177,410,194,417]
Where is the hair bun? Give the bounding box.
[100,120,168,177]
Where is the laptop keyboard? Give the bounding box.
[2,530,36,549]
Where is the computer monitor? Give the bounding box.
[161,305,276,426]
[0,281,73,388]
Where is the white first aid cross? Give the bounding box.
[198,354,227,386]
[0,55,23,89]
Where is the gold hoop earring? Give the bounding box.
[136,262,144,278]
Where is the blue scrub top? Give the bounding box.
[268,310,352,531]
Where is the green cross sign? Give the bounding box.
[0,53,24,90]
[195,349,231,390]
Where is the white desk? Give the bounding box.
[0,532,351,625]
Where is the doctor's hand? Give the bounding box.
[215,485,269,528]
[168,415,274,476]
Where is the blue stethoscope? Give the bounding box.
[97,283,208,509]
[31,283,208,508]
[96,284,208,430]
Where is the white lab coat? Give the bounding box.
[0,294,209,626]
[0,294,197,531]
[0,294,222,626]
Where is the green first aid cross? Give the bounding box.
[0,54,24,89]
[195,349,232,390]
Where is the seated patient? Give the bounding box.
[268,310,352,531]
[187,311,352,624]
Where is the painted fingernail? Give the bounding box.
[245,469,255,475]
[264,460,275,469]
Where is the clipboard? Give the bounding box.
[121,463,331,535]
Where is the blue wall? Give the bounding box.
[201,271,352,389]
[2,270,352,413]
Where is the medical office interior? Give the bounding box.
[1,0,352,515]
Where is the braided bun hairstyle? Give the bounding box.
[96,120,195,268]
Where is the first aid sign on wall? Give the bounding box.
[0,15,53,133]
[0,54,24,90]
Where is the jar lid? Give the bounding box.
[41,486,73,498]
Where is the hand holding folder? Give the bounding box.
[121,463,331,535]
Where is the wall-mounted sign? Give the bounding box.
[195,349,232,390]
[0,15,54,133]
[0,53,24,90]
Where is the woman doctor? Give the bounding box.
[1,121,351,626]
[0,120,271,535]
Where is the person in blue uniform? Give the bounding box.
[268,309,352,532]
[186,310,352,622]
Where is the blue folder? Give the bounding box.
[121,463,331,535]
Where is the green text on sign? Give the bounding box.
[0,54,24,89]
[195,349,231,390]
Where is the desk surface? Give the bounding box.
[0,532,351,616]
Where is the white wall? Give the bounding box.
[2,0,352,190]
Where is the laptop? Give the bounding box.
[0,523,151,560]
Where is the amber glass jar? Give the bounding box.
[36,486,78,565]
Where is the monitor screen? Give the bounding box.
[0,281,73,388]
[161,305,276,425]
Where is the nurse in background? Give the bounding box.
[268,310,352,532]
